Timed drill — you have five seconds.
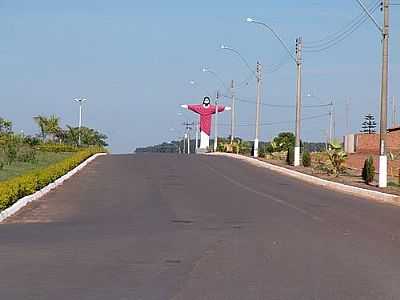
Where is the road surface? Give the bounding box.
[1,154,400,299]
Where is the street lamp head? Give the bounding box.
[74,98,87,103]
[246,17,254,23]
[189,80,195,85]
[202,68,208,73]
[221,45,226,49]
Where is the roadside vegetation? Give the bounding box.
[0,115,108,211]
[212,132,400,193]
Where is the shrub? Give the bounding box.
[0,147,106,211]
[36,143,79,153]
[239,141,252,155]
[362,156,375,184]
[286,147,294,165]
[258,146,266,158]
[217,142,226,152]
[17,146,37,163]
[325,141,347,177]
[302,151,311,167]
[5,140,18,165]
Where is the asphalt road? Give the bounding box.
[1,154,400,299]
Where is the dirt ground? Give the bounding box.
[258,157,400,197]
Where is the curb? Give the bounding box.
[0,153,107,223]
[210,152,400,205]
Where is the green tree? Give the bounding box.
[272,132,295,152]
[33,115,61,142]
[46,115,61,141]
[302,151,311,167]
[0,118,13,135]
[65,126,108,147]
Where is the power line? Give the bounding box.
[219,113,330,127]
[305,0,380,47]
[303,1,381,53]
[221,94,332,108]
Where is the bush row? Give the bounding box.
[0,147,106,211]
[36,143,80,153]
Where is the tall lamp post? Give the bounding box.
[74,98,87,146]
[246,18,302,166]
[354,0,390,188]
[220,45,262,157]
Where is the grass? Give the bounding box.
[388,181,400,188]
[0,151,73,181]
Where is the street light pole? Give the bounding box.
[355,0,390,188]
[74,98,87,146]
[246,18,301,165]
[379,0,389,188]
[230,80,236,145]
[254,62,262,158]
[329,101,334,144]
[214,91,220,152]
[294,37,303,166]
[220,45,262,156]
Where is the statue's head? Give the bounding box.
[203,97,211,108]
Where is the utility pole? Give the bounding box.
[183,134,186,154]
[254,61,262,158]
[345,98,351,134]
[195,121,199,153]
[329,101,334,144]
[230,80,236,145]
[294,37,303,166]
[392,96,397,128]
[379,0,389,188]
[333,102,336,139]
[183,121,194,154]
[214,91,220,152]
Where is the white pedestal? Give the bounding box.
[199,131,210,150]
[379,155,387,188]
[253,139,259,158]
[294,146,301,166]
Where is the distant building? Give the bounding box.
[344,126,400,154]
[344,127,400,175]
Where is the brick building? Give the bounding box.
[344,127,400,176]
[345,127,400,154]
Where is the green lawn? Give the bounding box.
[0,152,73,181]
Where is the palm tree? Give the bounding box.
[33,115,48,140]
[33,115,61,142]
[46,115,61,142]
[65,125,80,146]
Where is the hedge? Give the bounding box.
[0,147,106,211]
[36,144,80,153]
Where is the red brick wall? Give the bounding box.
[355,132,400,154]
[346,153,400,177]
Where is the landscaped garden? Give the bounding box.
[0,116,108,211]
[216,132,400,195]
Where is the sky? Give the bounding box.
[0,0,399,153]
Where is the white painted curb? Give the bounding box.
[0,153,107,223]
[211,153,400,204]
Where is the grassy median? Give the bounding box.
[0,147,106,211]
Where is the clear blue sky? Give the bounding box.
[0,0,399,152]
